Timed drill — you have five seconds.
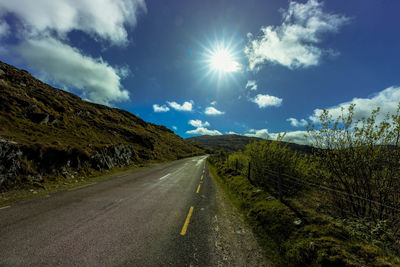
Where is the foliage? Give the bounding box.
[231,136,313,198]
[208,159,400,266]
[308,104,400,224]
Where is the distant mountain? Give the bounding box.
[0,60,202,190]
[186,134,262,152]
[186,134,313,154]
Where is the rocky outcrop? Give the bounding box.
[90,144,137,170]
[0,138,23,187]
[0,137,141,190]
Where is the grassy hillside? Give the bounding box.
[0,60,202,190]
[187,134,263,152]
[187,134,313,154]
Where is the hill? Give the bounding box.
[186,134,313,154]
[0,60,202,190]
[187,134,262,152]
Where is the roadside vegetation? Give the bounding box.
[208,104,400,266]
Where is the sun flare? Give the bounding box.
[208,47,240,73]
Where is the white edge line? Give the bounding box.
[159,173,171,180]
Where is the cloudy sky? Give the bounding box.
[1,0,399,144]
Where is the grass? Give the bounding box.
[0,60,203,191]
[207,159,400,266]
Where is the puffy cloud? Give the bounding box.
[309,86,400,123]
[172,126,178,130]
[153,104,170,112]
[205,106,225,115]
[210,101,217,105]
[186,127,222,136]
[251,94,282,108]
[269,130,310,145]
[0,0,146,45]
[14,37,129,105]
[245,129,270,139]
[245,80,258,91]
[167,100,193,111]
[227,131,238,135]
[245,0,348,70]
[245,129,309,144]
[0,0,146,105]
[287,118,308,127]
[188,119,210,128]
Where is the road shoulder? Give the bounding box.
[208,166,273,267]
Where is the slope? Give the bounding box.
[0,60,202,190]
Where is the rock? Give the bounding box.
[28,112,49,124]
[90,144,135,170]
[0,69,5,76]
[266,196,276,201]
[0,139,24,188]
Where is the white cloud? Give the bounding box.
[167,100,193,111]
[246,80,258,91]
[245,129,270,139]
[14,37,129,105]
[309,86,400,124]
[245,0,348,70]
[186,127,222,136]
[270,130,310,145]
[205,106,225,115]
[188,119,210,128]
[251,94,282,108]
[172,126,177,130]
[0,0,146,45]
[153,104,170,112]
[287,118,308,127]
[0,21,9,38]
[0,0,146,106]
[210,101,217,105]
[245,129,309,144]
[227,131,238,135]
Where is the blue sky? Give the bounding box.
[1,0,400,144]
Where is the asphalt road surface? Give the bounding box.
[0,156,268,266]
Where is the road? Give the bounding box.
[0,156,268,266]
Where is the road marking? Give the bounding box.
[201,175,204,181]
[0,206,10,210]
[196,184,201,193]
[68,183,96,191]
[159,173,171,180]
[180,206,194,235]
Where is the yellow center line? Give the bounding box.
[68,182,96,191]
[196,184,201,193]
[0,205,10,210]
[201,175,203,181]
[180,206,194,235]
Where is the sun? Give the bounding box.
[209,48,240,73]
[198,39,242,86]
